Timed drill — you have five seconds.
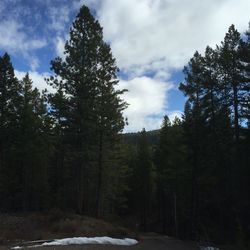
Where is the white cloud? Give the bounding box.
[2,0,250,132]
[84,0,250,131]
[0,20,47,70]
[55,36,66,58]
[48,6,71,34]
[29,57,40,72]
[94,0,250,75]
[0,20,46,53]
[73,0,101,10]
[15,70,53,93]
[167,110,183,123]
[118,76,173,132]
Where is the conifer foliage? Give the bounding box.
[47,6,127,215]
[0,4,249,247]
[0,56,51,211]
[178,24,250,243]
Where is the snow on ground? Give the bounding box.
[199,246,220,250]
[40,237,138,246]
[11,237,138,249]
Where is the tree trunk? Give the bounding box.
[174,192,178,237]
[96,131,103,217]
[77,160,84,214]
[233,83,239,143]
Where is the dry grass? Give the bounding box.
[0,211,134,246]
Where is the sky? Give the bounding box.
[0,0,250,132]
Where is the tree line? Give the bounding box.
[0,4,249,247]
[0,6,127,216]
[128,23,250,245]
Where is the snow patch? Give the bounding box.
[12,237,138,249]
[199,246,220,250]
[40,237,138,246]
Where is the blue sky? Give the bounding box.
[0,0,250,132]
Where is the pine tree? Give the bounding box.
[47,5,127,215]
[218,25,243,143]
[239,24,250,126]
[133,128,154,230]
[47,83,71,209]
[0,53,21,210]
[179,24,250,241]
[154,116,188,236]
[16,73,51,210]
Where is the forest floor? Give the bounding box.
[0,212,237,250]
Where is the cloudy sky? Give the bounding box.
[0,0,250,132]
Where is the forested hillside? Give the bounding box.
[0,4,249,248]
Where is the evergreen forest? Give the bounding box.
[0,5,249,247]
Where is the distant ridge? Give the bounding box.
[122,129,160,145]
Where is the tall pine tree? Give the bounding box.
[47,5,127,215]
[0,53,21,211]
